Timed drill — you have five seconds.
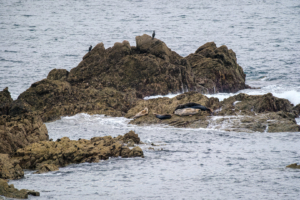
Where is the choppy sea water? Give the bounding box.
[1,0,300,199]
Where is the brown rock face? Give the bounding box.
[186,42,249,93]
[13,131,143,170]
[0,154,24,180]
[0,179,40,199]
[33,164,59,174]
[12,36,249,122]
[0,88,49,155]
[67,36,195,97]
[0,87,13,116]
[127,92,300,133]
[17,79,138,122]
[0,113,48,154]
[123,130,140,144]
[286,163,300,169]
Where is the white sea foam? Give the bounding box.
[144,93,181,100]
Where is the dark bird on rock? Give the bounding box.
[152,30,155,40]
[89,45,92,52]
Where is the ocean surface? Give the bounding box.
[1,0,300,199]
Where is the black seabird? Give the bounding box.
[89,45,92,52]
[152,30,155,40]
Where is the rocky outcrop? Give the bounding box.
[67,36,195,97]
[0,113,48,154]
[286,163,300,169]
[13,131,143,170]
[127,92,300,133]
[0,179,39,199]
[0,88,49,154]
[17,79,138,122]
[10,35,249,123]
[0,154,24,180]
[186,42,249,93]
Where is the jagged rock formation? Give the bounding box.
[186,42,249,93]
[0,88,49,154]
[0,179,39,199]
[9,35,249,123]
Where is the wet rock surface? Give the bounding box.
[286,163,300,169]
[128,92,300,132]
[13,131,143,170]
[0,179,40,199]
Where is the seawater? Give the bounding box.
[1,0,300,199]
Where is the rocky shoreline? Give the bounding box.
[1,35,300,198]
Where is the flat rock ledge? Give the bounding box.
[13,130,143,171]
[127,92,300,133]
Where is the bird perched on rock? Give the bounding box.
[152,30,155,40]
[89,45,92,52]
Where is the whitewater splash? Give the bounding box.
[144,88,300,106]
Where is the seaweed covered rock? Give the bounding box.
[13,131,143,170]
[0,88,49,154]
[0,179,39,199]
[17,79,138,122]
[0,154,24,180]
[47,68,69,81]
[68,36,195,97]
[185,42,249,93]
[13,36,250,122]
[0,113,48,154]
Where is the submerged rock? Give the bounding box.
[0,179,39,199]
[286,163,300,169]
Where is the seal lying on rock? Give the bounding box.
[174,103,212,112]
[133,107,148,119]
[154,113,172,119]
[174,108,200,116]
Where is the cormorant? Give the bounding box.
[89,45,92,52]
[152,30,155,40]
